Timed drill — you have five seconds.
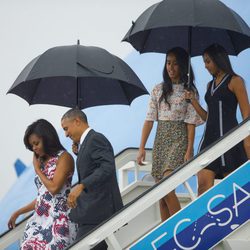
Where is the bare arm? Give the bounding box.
[185,89,208,121]
[189,98,207,121]
[137,120,154,165]
[184,123,195,161]
[34,152,74,195]
[230,76,250,158]
[8,199,36,229]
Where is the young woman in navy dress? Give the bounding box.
[186,44,250,195]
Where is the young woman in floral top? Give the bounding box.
[8,119,77,249]
[137,47,203,222]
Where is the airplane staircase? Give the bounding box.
[0,118,249,250]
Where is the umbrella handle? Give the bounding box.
[185,84,192,103]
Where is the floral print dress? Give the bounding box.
[146,83,203,179]
[21,152,77,250]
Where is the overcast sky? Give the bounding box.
[0,0,162,199]
[0,0,249,199]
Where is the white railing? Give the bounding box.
[67,118,250,249]
[116,148,196,200]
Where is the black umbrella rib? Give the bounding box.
[141,29,153,53]
[227,30,238,55]
[29,78,43,105]
[77,62,114,75]
[118,81,131,105]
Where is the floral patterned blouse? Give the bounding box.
[146,83,203,125]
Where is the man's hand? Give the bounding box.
[67,184,84,208]
[72,142,79,156]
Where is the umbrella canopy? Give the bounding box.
[123,0,250,56]
[7,44,148,109]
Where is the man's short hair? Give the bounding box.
[61,108,88,123]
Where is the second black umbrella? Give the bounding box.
[123,0,250,56]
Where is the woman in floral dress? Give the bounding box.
[137,47,203,222]
[8,119,77,249]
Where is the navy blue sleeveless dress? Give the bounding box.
[198,74,247,178]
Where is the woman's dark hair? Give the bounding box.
[160,47,197,106]
[24,119,64,156]
[203,44,236,76]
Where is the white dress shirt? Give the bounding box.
[79,127,92,147]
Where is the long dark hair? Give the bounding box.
[24,119,64,156]
[160,47,197,106]
[203,44,236,76]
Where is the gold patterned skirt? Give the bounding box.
[151,120,188,180]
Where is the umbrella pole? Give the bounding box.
[187,56,191,89]
[185,27,192,103]
[187,26,192,90]
[76,40,81,109]
[76,77,81,108]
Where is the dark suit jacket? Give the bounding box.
[69,129,123,225]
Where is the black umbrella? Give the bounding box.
[123,0,250,86]
[123,0,250,56]
[7,43,148,109]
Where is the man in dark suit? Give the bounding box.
[61,108,123,249]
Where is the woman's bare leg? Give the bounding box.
[162,191,181,217]
[158,170,181,221]
[197,169,215,196]
[159,198,170,221]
